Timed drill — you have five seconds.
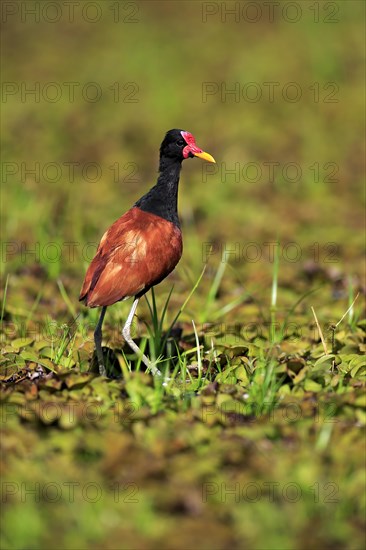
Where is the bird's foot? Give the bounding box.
[147,362,162,377]
[99,363,107,377]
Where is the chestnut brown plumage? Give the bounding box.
[80,129,215,376]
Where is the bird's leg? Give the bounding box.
[122,298,161,376]
[94,306,107,376]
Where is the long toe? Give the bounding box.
[149,363,162,376]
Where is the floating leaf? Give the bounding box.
[63,373,95,389]
[304,379,323,392]
[35,358,57,372]
[10,337,34,350]
[293,367,308,385]
[355,409,366,424]
[34,340,52,351]
[278,384,291,395]
[313,354,336,370]
[234,365,249,385]
[287,357,306,373]
[20,350,39,362]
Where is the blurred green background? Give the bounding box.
[3,0,364,293]
[1,1,365,549]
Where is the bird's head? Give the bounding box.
[160,129,216,164]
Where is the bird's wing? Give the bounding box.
[79,207,182,307]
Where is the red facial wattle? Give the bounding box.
[180,131,216,163]
[181,131,201,158]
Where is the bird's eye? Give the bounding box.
[177,139,185,147]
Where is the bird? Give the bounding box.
[79,129,215,376]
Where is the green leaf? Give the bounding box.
[304,379,323,392]
[11,337,34,350]
[313,354,336,370]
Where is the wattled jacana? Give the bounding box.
[79,129,215,376]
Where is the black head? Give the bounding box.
[159,129,215,164]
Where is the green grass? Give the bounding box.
[2,247,364,549]
[1,2,365,549]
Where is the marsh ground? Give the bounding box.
[1,2,365,549]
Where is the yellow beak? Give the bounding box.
[194,151,216,163]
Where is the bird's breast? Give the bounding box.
[127,207,182,267]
